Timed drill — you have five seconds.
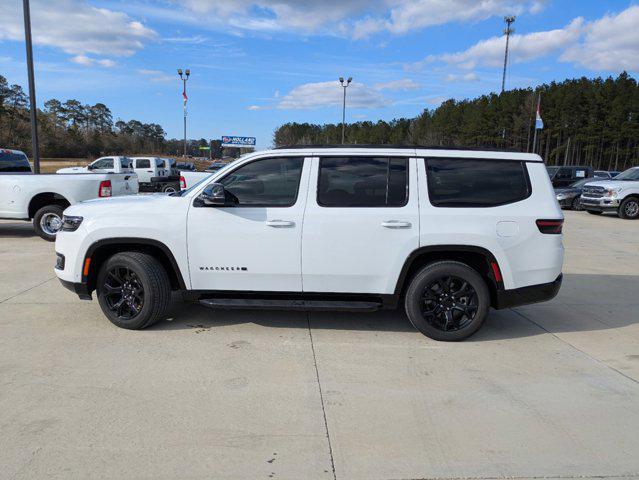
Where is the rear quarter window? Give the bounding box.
[425,158,531,208]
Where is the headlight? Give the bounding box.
[605,187,622,197]
[61,215,83,232]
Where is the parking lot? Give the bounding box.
[1,211,638,480]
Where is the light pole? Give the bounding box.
[22,0,40,173]
[501,16,515,94]
[339,76,352,144]
[177,68,190,157]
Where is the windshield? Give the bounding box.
[614,168,639,181]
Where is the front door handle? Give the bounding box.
[266,220,295,228]
[381,220,412,229]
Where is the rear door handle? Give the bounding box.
[381,220,412,229]
[266,220,295,228]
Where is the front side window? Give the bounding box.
[318,157,408,207]
[93,158,114,169]
[426,158,530,208]
[136,159,150,169]
[219,157,303,207]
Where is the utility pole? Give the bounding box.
[22,0,40,173]
[177,69,190,157]
[501,16,515,94]
[339,76,352,144]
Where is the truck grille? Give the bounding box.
[582,186,605,199]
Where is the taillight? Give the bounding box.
[536,219,563,234]
[180,175,186,189]
[99,180,112,197]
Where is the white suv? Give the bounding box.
[54,147,564,341]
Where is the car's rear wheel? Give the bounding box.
[162,183,178,193]
[33,204,65,241]
[96,252,171,329]
[587,210,603,215]
[404,261,490,341]
[619,197,639,220]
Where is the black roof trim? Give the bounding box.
[273,144,527,154]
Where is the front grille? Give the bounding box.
[582,186,605,199]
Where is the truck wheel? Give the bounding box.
[587,210,602,215]
[33,204,65,242]
[162,184,178,193]
[96,252,171,330]
[404,261,490,341]
[619,197,639,220]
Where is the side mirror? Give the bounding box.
[87,163,95,170]
[198,183,228,207]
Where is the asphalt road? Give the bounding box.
[1,211,638,480]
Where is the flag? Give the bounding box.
[535,96,544,130]
[182,87,188,103]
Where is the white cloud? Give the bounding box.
[374,79,421,91]
[445,72,480,82]
[561,6,639,71]
[436,17,583,70]
[71,54,116,68]
[277,81,388,109]
[163,35,209,44]
[138,69,175,83]
[247,105,264,110]
[0,0,156,58]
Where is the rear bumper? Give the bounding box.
[494,274,562,309]
[58,278,92,300]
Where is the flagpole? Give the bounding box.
[532,93,541,154]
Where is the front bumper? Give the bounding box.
[579,195,620,211]
[494,274,562,309]
[556,195,577,208]
[58,278,92,300]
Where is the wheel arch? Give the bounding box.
[28,192,71,218]
[83,238,187,294]
[394,245,503,307]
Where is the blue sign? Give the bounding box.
[221,136,256,148]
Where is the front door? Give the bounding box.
[187,156,310,292]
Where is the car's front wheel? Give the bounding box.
[571,197,583,211]
[96,252,171,329]
[404,261,490,341]
[619,197,639,220]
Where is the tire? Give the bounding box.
[404,261,490,341]
[619,197,639,220]
[571,196,583,211]
[587,210,603,215]
[162,183,178,193]
[96,252,171,330]
[33,204,65,242]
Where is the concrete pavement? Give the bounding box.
[1,211,638,480]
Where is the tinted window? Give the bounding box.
[426,158,530,208]
[157,159,166,168]
[0,151,31,173]
[93,158,113,169]
[318,157,408,207]
[219,157,303,206]
[136,159,150,168]
[120,158,132,169]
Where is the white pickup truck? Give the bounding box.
[580,167,639,219]
[57,156,135,175]
[0,149,138,241]
[131,157,180,193]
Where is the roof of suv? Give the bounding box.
[269,145,543,162]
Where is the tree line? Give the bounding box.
[274,72,639,171]
[0,74,205,158]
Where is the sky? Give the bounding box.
[1,0,638,149]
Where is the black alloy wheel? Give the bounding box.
[103,266,145,320]
[420,275,479,332]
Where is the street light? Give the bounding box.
[339,76,352,144]
[178,68,190,157]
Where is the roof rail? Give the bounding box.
[273,144,527,153]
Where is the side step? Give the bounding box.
[198,298,382,312]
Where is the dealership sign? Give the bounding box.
[221,136,256,148]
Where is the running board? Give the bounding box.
[198,298,382,312]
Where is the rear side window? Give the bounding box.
[120,158,133,169]
[157,159,166,168]
[0,151,31,172]
[318,157,408,207]
[136,159,150,168]
[426,158,530,208]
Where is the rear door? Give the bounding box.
[302,156,419,294]
[134,158,152,183]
